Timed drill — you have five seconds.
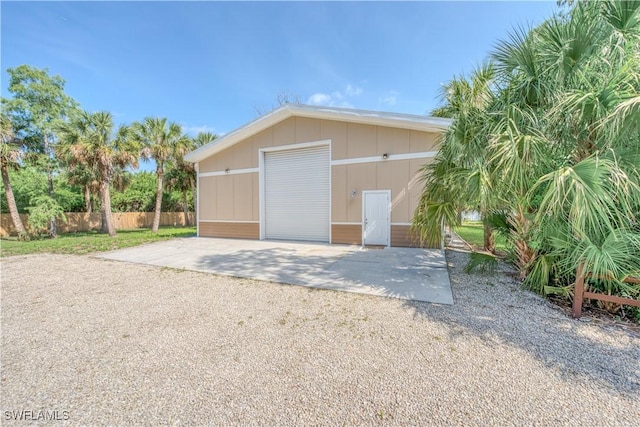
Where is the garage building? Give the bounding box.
[184,104,451,247]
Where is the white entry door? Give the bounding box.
[362,191,390,246]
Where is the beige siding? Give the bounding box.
[322,120,348,160]
[331,165,348,222]
[273,117,296,146]
[216,175,234,219]
[199,221,259,239]
[295,117,321,142]
[199,176,217,220]
[378,127,410,156]
[346,162,377,223]
[198,174,257,222]
[410,130,439,152]
[346,123,377,158]
[331,224,361,245]
[233,173,254,221]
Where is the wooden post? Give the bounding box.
[572,262,585,319]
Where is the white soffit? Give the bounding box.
[184,104,451,163]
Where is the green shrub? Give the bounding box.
[27,195,67,236]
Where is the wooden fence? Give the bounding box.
[572,262,640,318]
[0,212,195,237]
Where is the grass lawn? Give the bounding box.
[454,221,508,252]
[0,226,196,257]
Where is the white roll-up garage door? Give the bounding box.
[264,145,330,242]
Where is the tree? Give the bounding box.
[165,131,217,226]
[57,111,138,237]
[63,163,100,214]
[133,118,190,233]
[3,65,78,236]
[414,0,640,305]
[414,63,498,252]
[0,111,27,237]
[254,90,302,116]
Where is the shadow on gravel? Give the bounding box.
[402,248,640,395]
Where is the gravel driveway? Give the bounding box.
[1,249,638,425]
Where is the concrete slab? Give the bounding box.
[97,237,453,305]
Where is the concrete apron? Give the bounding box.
[97,237,454,305]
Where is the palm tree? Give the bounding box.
[415,0,640,304]
[490,0,640,290]
[132,118,190,233]
[413,63,498,251]
[0,112,27,237]
[63,163,100,214]
[57,111,138,237]
[165,131,217,226]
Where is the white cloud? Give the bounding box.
[181,124,218,137]
[307,84,363,108]
[345,84,363,96]
[308,93,332,105]
[381,90,399,106]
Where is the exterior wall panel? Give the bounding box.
[233,173,254,221]
[295,117,322,142]
[331,165,348,222]
[272,117,296,146]
[346,123,377,158]
[410,130,438,152]
[322,120,348,160]
[331,224,361,245]
[378,127,410,157]
[199,221,259,239]
[346,162,376,223]
[215,175,234,219]
[390,225,436,248]
[199,176,217,220]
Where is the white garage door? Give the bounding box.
[264,145,330,242]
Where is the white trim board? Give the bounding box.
[260,139,331,153]
[331,151,437,166]
[198,220,259,223]
[199,167,259,178]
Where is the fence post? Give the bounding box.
[572,262,585,319]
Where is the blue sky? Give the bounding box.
[2,1,558,139]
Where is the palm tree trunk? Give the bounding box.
[44,135,57,237]
[99,180,116,237]
[1,162,27,236]
[152,164,163,233]
[483,220,495,253]
[84,185,92,214]
[182,190,190,226]
[510,205,535,280]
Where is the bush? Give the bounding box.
[27,195,67,236]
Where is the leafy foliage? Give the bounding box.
[464,252,498,275]
[26,195,66,236]
[415,0,640,306]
